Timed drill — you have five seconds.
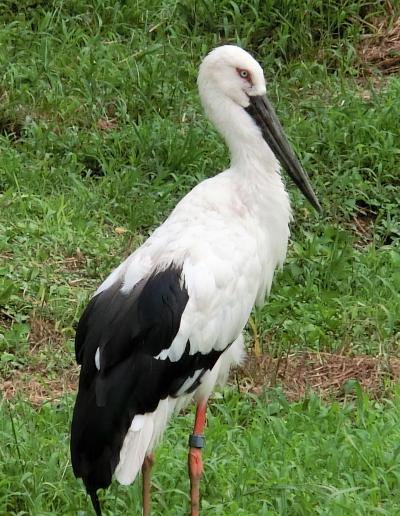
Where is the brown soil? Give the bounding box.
[1,369,79,406]
[349,202,376,249]
[1,316,78,406]
[50,252,95,287]
[52,251,86,273]
[97,117,118,131]
[28,316,64,352]
[237,351,400,402]
[358,16,400,75]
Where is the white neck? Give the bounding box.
[200,87,280,177]
[199,85,292,225]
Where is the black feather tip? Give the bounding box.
[88,488,102,516]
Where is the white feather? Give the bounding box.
[195,334,246,402]
[175,369,203,397]
[154,348,169,361]
[115,414,154,485]
[130,414,145,431]
[94,348,100,370]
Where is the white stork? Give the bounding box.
[70,45,321,515]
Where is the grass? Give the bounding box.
[0,0,399,514]
[2,387,400,515]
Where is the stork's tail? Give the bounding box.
[88,488,102,516]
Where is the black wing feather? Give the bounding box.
[71,263,224,510]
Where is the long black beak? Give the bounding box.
[245,95,322,213]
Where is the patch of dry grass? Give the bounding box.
[238,351,400,401]
[359,16,400,74]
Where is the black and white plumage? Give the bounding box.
[71,266,227,490]
[71,45,320,514]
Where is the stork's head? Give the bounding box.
[198,45,267,107]
[198,45,321,213]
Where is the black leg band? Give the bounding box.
[189,433,205,449]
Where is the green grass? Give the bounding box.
[2,387,400,515]
[0,0,400,514]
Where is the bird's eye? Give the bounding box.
[239,69,248,79]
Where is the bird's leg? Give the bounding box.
[142,453,155,516]
[188,401,207,516]
[248,315,261,356]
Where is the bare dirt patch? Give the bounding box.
[51,252,94,287]
[238,351,400,401]
[1,368,78,406]
[97,116,118,131]
[28,315,64,352]
[53,251,86,273]
[358,16,400,75]
[0,316,78,405]
[347,200,377,249]
[0,90,54,141]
